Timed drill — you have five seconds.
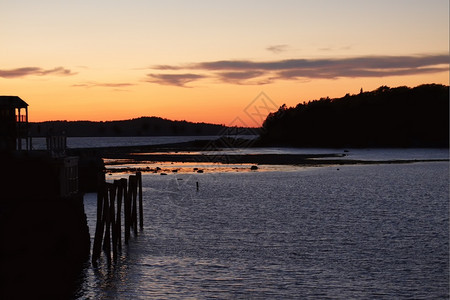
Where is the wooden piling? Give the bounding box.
[117,179,126,249]
[92,178,105,263]
[92,172,144,263]
[125,177,131,244]
[129,175,138,235]
[109,182,118,262]
[102,184,111,262]
[137,171,143,229]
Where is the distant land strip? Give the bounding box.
[30,116,256,137]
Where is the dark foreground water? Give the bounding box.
[77,162,449,299]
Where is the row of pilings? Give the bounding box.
[92,171,143,264]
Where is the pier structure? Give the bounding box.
[0,96,80,199]
[0,96,91,299]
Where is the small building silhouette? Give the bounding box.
[0,96,31,152]
[0,95,79,198]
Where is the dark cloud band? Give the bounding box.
[145,73,206,87]
[72,82,135,88]
[147,54,448,86]
[0,67,76,78]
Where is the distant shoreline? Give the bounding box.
[105,153,448,168]
[63,139,449,172]
[66,137,449,154]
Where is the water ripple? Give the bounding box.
[78,162,449,299]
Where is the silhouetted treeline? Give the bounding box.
[30,116,253,137]
[259,84,449,147]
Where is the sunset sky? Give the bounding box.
[1,0,448,126]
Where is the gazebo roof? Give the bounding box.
[0,96,28,108]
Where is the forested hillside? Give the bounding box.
[259,84,449,147]
[30,117,234,137]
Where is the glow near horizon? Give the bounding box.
[0,0,448,126]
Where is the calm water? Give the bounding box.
[76,161,449,299]
[30,135,257,149]
[30,136,448,162]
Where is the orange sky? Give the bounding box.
[1,0,448,127]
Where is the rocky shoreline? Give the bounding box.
[103,152,448,166]
[73,138,449,172]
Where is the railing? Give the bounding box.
[47,135,67,157]
[15,115,27,122]
[62,162,79,196]
[15,137,31,151]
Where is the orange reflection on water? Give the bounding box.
[104,160,306,176]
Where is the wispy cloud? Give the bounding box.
[266,44,289,54]
[278,66,447,79]
[216,71,270,85]
[145,73,206,87]
[0,67,76,78]
[274,55,449,79]
[195,55,448,71]
[150,65,183,71]
[72,82,135,88]
[318,45,352,52]
[146,54,448,86]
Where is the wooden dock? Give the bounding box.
[92,172,144,264]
